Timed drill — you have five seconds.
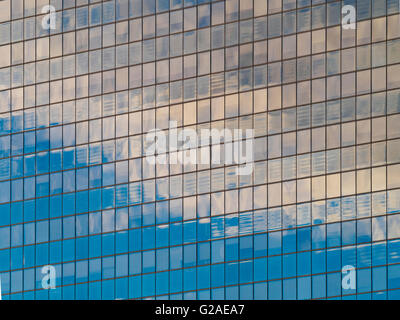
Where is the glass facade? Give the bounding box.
[0,0,400,300]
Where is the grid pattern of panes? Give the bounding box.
[1,0,400,300]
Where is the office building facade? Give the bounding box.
[0,0,400,300]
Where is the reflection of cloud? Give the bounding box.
[372,217,386,241]
[268,208,282,231]
[103,210,114,232]
[211,216,224,238]
[388,190,400,214]
[116,209,128,231]
[225,214,238,237]
[239,211,252,235]
[197,196,210,218]
[389,214,400,239]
